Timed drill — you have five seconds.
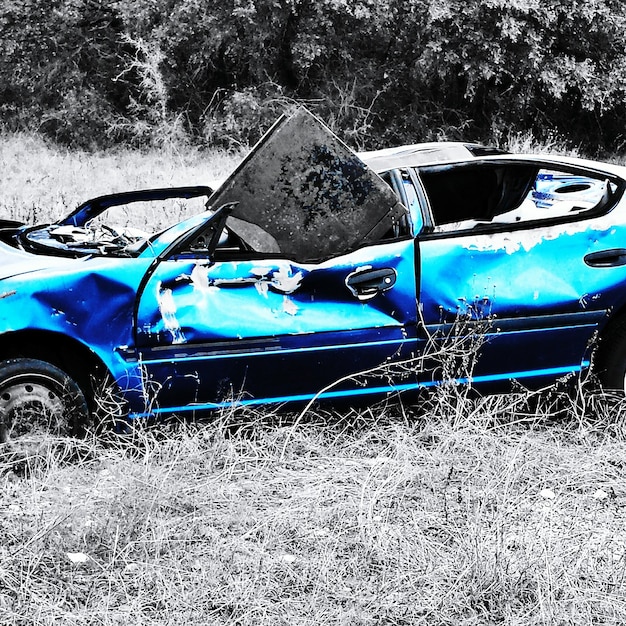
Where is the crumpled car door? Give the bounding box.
[418,218,619,389]
[134,238,418,413]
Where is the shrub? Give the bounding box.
[3,0,626,151]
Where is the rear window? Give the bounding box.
[419,163,618,232]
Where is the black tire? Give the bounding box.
[0,358,90,443]
[597,318,626,393]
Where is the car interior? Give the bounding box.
[417,162,620,233]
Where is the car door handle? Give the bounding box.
[584,248,626,267]
[345,267,397,301]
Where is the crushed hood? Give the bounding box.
[206,108,406,263]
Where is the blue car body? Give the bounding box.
[2,109,626,423]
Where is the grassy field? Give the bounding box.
[0,133,242,226]
[2,134,626,624]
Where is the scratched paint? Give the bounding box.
[464,220,617,255]
[157,285,186,344]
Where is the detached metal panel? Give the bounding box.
[207,108,406,262]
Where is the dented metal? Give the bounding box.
[208,108,407,262]
[2,109,626,420]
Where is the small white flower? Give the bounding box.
[593,489,609,500]
[539,489,555,500]
[66,552,89,564]
[124,563,140,572]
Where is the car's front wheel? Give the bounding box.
[0,358,90,443]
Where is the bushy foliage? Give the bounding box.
[0,0,136,147]
[2,0,626,151]
[408,0,626,149]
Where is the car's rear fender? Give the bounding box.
[593,300,626,366]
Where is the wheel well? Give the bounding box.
[0,330,111,403]
[594,307,626,373]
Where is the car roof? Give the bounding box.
[204,108,403,262]
[358,142,506,171]
[359,142,626,180]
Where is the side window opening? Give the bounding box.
[401,170,425,234]
[379,170,414,238]
[420,163,618,233]
[421,166,509,231]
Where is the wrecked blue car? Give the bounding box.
[1,108,626,439]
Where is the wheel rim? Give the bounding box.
[0,373,69,441]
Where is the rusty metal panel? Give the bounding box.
[207,108,406,262]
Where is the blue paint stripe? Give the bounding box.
[140,337,412,365]
[129,361,589,418]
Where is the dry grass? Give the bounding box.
[499,131,581,158]
[2,395,626,625]
[0,132,243,225]
[2,132,626,624]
